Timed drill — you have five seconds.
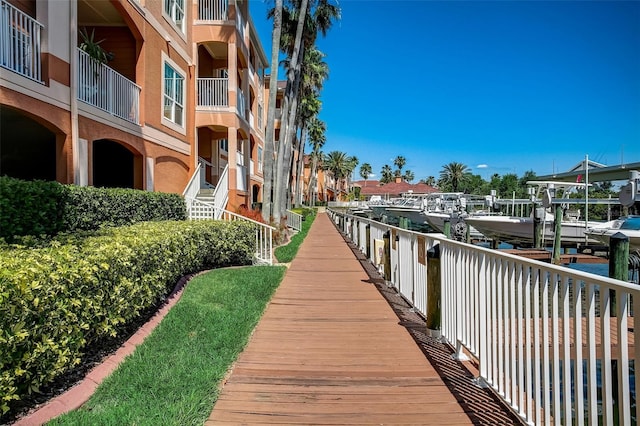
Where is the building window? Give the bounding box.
[163,62,184,126]
[164,0,185,32]
[219,139,228,153]
[258,146,263,172]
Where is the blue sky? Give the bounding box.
[249,0,640,182]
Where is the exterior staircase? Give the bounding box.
[182,160,273,265]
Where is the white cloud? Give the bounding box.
[476,164,489,169]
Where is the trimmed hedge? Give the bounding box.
[0,177,186,241]
[0,220,255,417]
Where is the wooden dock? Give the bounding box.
[206,213,524,425]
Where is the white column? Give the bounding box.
[146,157,154,191]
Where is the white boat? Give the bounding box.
[423,210,485,240]
[384,198,428,225]
[463,181,608,247]
[585,216,640,250]
[464,212,602,246]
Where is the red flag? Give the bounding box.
[576,174,582,183]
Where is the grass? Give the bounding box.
[49,265,286,426]
[274,210,316,263]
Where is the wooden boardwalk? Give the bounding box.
[206,212,524,425]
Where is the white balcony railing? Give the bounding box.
[250,159,255,176]
[237,88,246,119]
[235,8,245,42]
[77,48,140,125]
[330,209,640,426]
[198,0,228,20]
[249,110,254,128]
[236,164,247,192]
[0,0,43,82]
[197,77,228,106]
[258,103,263,128]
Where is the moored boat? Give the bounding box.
[585,216,640,251]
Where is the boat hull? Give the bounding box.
[464,215,601,246]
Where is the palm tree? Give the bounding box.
[261,0,283,222]
[345,155,359,196]
[272,0,340,221]
[359,163,372,186]
[380,165,393,184]
[307,117,326,206]
[393,155,406,177]
[403,170,415,183]
[286,47,328,209]
[420,176,436,186]
[324,151,350,198]
[439,162,471,192]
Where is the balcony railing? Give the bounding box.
[236,164,247,192]
[197,77,229,106]
[77,48,140,125]
[235,8,245,42]
[198,0,228,20]
[0,0,43,82]
[237,88,247,119]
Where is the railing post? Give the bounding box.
[552,204,563,264]
[443,219,451,238]
[426,244,441,337]
[383,231,391,283]
[609,232,629,314]
[533,205,543,249]
[365,224,371,259]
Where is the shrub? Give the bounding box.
[0,177,66,240]
[0,220,254,418]
[0,177,186,241]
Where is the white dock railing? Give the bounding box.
[197,77,228,106]
[0,0,43,82]
[329,208,639,426]
[77,48,140,124]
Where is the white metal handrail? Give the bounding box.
[198,0,228,20]
[211,163,229,219]
[188,198,274,265]
[0,0,43,82]
[77,48,140,124]
[197,77,228,106]
[286,210,303,232]
[182,159,204,214]
[329,208,639,426]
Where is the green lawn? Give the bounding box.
[274,211,316,263]
[49,266,286,426]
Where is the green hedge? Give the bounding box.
[0,177,186,242]
[0,220,255,417]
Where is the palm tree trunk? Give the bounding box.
[294,124,307,207]
[273,0,309,222]
[261,0,283,222]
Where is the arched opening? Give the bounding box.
[93,139,140,188]
[0,106,58,181]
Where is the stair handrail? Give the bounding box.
[182,159,205,216]
[211,164,229,219]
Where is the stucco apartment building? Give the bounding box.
[1,0,269,211]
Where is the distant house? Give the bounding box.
[353,177,438,199]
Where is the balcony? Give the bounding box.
[0,0,43,83]
[198,0,228,21]
[77,48,140,125]
[197,77,229,106]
